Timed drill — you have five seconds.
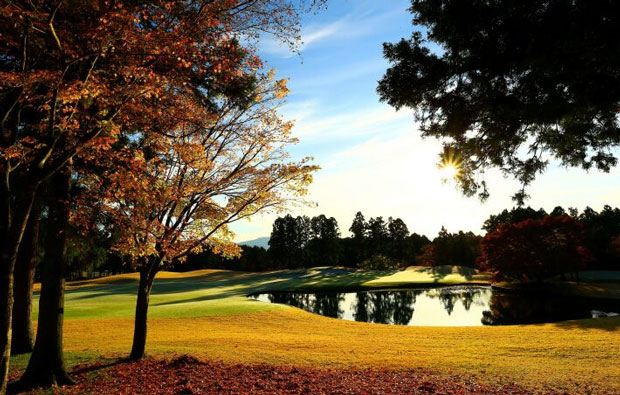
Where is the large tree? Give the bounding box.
[0,0,311,390]
[378,0,620,202]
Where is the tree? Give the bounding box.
[269,214,311,269]
[20,167,73,386]
[1,0,318,388]
[578,206,620,270]
[367,217,389,255]
[406,232,431,265]
[347,211,368,266]
[378,0,620,202]
[80,70,316,360]
[416,227,481,268]
[478,216,593,283]
[307,215,341,266]
[482,207,548,233]
[387,217,409,262]
[11,201,40,355]
[349,212,367,239]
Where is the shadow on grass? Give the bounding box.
[67,268,387,302]
[70,358,129,375]
[428,265,477,281]
[549,314,620,331]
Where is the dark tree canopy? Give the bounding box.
[479,216,592,282]
[378,0,620,202]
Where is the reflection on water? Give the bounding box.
[249,286,620,326]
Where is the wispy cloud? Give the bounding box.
[287,104,413,140]
[260,7,404,58]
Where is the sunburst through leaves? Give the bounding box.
[439,148,463,182]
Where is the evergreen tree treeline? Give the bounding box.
[181,206,620,272]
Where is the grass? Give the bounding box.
[18,266,620,393]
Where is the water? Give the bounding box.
[249,286,620,326]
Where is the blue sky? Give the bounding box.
[232,0,620,242]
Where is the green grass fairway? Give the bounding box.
[34,266,489,320]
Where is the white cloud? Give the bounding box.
[259,7,404,58]
[287,104,413,140]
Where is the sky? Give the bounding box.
[231,0,620,242]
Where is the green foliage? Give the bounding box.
[417,227,481,268]
[378,0,620,201]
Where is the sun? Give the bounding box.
[438,148,463,182]
[440,163,459,179]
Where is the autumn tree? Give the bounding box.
[0,0,313,389]
[478,216,592,283]
[482,207,548,233]
[378,0,620,202]
[79,71,316,360]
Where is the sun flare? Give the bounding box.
[438,150,463,182]
[439,163,459,179]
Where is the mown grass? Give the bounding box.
[20,267,620,393]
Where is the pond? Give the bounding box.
[249,286,620,326]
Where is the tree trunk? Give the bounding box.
[11,201,40,355]
[129,261,160,361]
[19,168,73,388]
[0,183,36,394]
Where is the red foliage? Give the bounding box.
[478,215,593,283]
[12,356,557,395]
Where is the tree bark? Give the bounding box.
[129,261,160,361]
[19,168,73,388]
[11,200,40,355]
[0,183,36,394]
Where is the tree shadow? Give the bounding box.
[427,265,478,281]
[549,315,620,331]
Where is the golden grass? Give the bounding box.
[62,308,620,393]
[25,268,620,393]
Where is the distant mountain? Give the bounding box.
[238,236,270,249]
